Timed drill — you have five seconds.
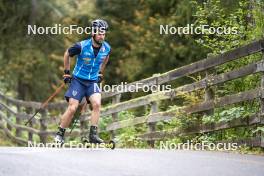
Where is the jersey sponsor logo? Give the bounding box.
[100,46,105,52]
[83,57,91,64]
[84,51,93,57]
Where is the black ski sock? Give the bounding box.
[57,126,66,136]
[90,125,98,134]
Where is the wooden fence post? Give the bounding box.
[111,94,121,139]
[147,75,159,148]
[203,54,217,138]
[0,99,2,121]
[27,107,34,142]
[16,105,22,137]
[259,44,264,147]
[204,54,215,116]
[6,101,12,132]
[39,109,47,144]
[147,101,158,148]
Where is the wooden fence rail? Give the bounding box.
[0,38,263,147]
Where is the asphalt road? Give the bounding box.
[0,147,263,176]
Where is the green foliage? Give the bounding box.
[0,0,95,101]
[202,106,256,124]
[1,0,264,150]
[252,126,264,134]
[193,0,248,52]
[96,0,206,83]
[193,0,264,96]
[0,130,17,146]
[112,111,147,148]
[192,134,217,143]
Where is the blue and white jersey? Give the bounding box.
[72,38,111,81]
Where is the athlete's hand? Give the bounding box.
[98,71,103,83]
[63,70,72,84]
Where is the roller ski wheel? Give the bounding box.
[81,137,116,150]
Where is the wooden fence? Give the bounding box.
[0,38,264,147]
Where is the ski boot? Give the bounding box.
[54,127,66,146]
[81,126,115,149]
[81,126,103,147]
[89,125,104,144]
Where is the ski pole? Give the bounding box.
[69,101,88,134]
[25,82,65,126]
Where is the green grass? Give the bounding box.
[0,130,17,146]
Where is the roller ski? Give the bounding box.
[81,126,116,149]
